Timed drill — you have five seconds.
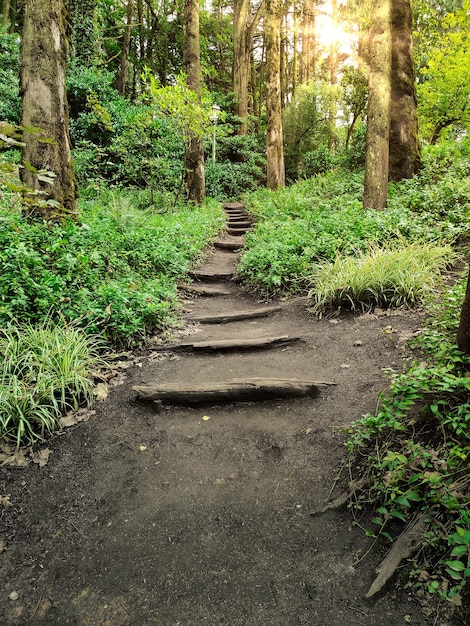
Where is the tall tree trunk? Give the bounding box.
[2,0,10,26]
[388,0,421,181]
[265,0,285,189]
[457,267,470,354]
[292,0,299,96]
[363,0,391,210]
[183,0,205,204]
[71,0,96,67]
[118,0,135,96]
[20,0,77,219]
[300,0,315,84]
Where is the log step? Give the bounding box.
[133,377,336,405]
[214,240,244,251]
[189,270,234,282]
[223,202,245,211]
[187,305,282,324]
[181,284,233,297]
[227,227,251,236]
[165,335,303,352]
[227,220,252,228]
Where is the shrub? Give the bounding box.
[301,145,337,177]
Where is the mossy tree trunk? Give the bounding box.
[457,267,470,354]
[265,0,285,189]
[363,0,391,210]
[300,0,316,84]
[183,0,205,204]
[2,0,10,26]
[389,0,421,181]
[20,0,77,219]
[118,0,134,96]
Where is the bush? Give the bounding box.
[0,27,20,124]
[301,145,337,177]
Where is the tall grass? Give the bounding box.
[0,321,105,445]
[307,241,455,315]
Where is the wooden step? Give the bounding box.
[223,202,245,211]
[187,304,282,324]
[133,377,336,405]
[189,270,234,282]
[227,220,252,228]
[214,239,244,251]
[165,335,303,352]
[227,227,251,236]
[181,284,233,297]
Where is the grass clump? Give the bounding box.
[345,275,470,608]
[308,241,454,315]
[0,321,105,446]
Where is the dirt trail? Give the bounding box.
[0,204,441,625]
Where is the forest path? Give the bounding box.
[0,204,437,625]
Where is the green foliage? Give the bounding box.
[237,161,470,296]
[0,191,225,344]
[302,145,337,178]
[204,134,266,199]
[307,242,454,315]
[342,124,367,171]
[0,321,104,446]
[417,0,470,143]
[346,275,470,604]
[283,79,341,182]
[0,26,20,123]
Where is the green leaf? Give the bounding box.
[450,545,468,557]
[390,509,406,522]
[445,560,466,572]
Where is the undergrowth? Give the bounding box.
[346,275,470,607]
[238,147,470,296]
[0,320,105,445]
[308,241,455,315]
[0,189,225,344]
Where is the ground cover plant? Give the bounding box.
[0,189,225,344]
[238,141,470,298]
[0,320,105,446]
[345,276,470,608]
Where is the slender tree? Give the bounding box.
[71,0,96,67]
[2,0,10,26]
[183,0,205,203]
[363,0,391,210]
[388,0,421,181]
[233,0,264,134]
[20,0,77,219]
[265,0,285,188]
[457,267,470,354]
[118,0,135,95]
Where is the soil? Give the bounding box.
[0,205,463,625]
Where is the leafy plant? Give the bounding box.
[0,321,105,446]
[307,241,454,315]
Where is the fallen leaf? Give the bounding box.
[340,363,351,369]
[59,408,96,428]
[31,448,51,468]
[105,303,112,316]
[353,340,363,346]
[139,445,148,451]
[0,494,12,507]
[202,415,211,421]
[0,446,30,467]
[329,319,339,325]
[93,382,109,401]
[108,372,127,387]
[305,428,313,434]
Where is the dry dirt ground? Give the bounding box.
[0,205,464,625]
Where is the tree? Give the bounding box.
[417,1,470,144]
[233,0,264,135]
[388,0,421,181]
[71,0,96,67]
[183,0,205,203]
[265,0,285,189]
[457,267,470,354]
[118,0,135,96]
[20,0,77,219]
[363,0,391,210]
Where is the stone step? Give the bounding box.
[214,240,244,251]
[227,227,251,236]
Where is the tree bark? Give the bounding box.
[2,0,10,26]
[20,0,77,219]
[363,0,392,210]
[388,0,421,181]
[457,267,470,354]
[265,0,285,189]
[300,0,315,84]
[118,0,134,96]
[183,0,205,204]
